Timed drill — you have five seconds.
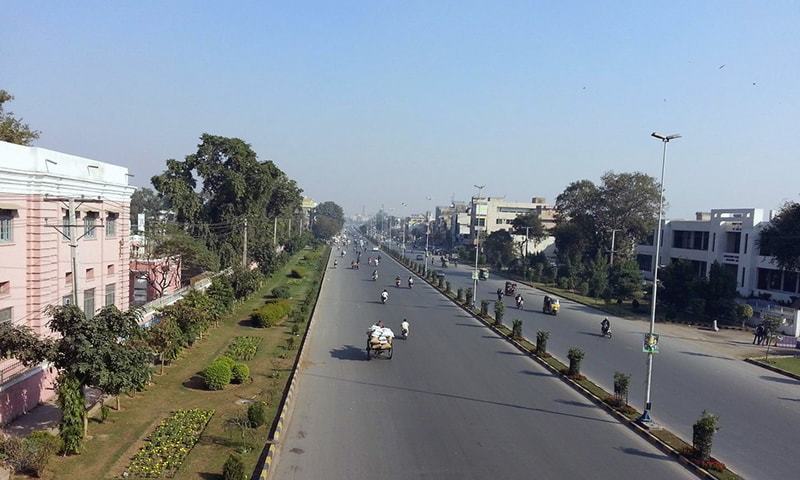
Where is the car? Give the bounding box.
[415,254,424,260]
[372,246,380,251]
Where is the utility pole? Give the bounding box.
[472,185,485,308]
[273,217,278,245]
[242,217,248,268]
[609,228,621,266]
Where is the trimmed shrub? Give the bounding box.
[223,453,247,480]
[612,371,631,407]
[578,282,590,296]
[271,285,291,299]
[494,301,505,326]
[247,401,268,428]
[215,355,236,370]
[203,360,233,390]
[480,300,490,317]
[512,319,523,340]
[231,363,250,384]
[457,288,464,303]
[251,300,292,328]
[4,430,62,476]
[289,269,304,279]
[445,281,451,294]
[536,330,550,356]
[567,347,585,378]
[465,288,474,307]
[692,411,719,461]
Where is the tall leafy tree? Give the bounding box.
[130,187,168,231]
[0,89,40,145]
[483,230,515,269]
[313,201,345,239]
[758,201,800,271]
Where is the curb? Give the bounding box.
[384,247,729,480]
[743,357,800,382]
[255,247,331,480]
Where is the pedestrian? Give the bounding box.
[753,324,762,345]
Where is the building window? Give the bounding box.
[84,212,98,239]
[65,272,73,286]
[672,230,709,250]
[105,283,116,306]
[86,268,94,281]
[757,268,782,291]
[0,281,9,296]
[106,212,118,237]
[0,307,12,323]
[84,288,95,319]
[637,254,653,272]
[107,264,115,275]
[476,218,486,227]
[0,209,14,243]
[743,233,748,254]
[782,271,798,293]
[725,232,741,254]
[133,275,148,306]
[741,267,745,287]
[711,232,716,252]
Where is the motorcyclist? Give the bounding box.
[515,294,524,309]
[380,289,389,304]
[401,319,410,338]
[333,259,338,268]
[496,288,503,302]
[372,269,378,281]
[408,276,414,288]
[601,318,611,336]
[395,276,401,287]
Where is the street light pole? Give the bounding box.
[472,185,485,308]
[639,132,680,427]
[424,196,432,276]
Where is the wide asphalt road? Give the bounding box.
[403,248,800,480]
[271,241,695,480]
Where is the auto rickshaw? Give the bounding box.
[478,268,489,280]
[504,281,517,296]
[542,295,560,315]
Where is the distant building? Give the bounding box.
[0,140,134,424]
[636,207,800,303]
[468,196,557,255]
[301,197,318,230]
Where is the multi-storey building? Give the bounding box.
[468,196,557,255]
[0,141,134,423]
[636,208,799,303]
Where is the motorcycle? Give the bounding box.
[381,293,388,304]
[395,278,401,288]
[408,279,414,289]
[401,326,409,339]
[601,325,612,338]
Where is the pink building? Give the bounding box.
[129,256,182,306]
[0,140,134,424]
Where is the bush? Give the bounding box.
[231,363,250,384]
[445,281,451,294]
[494,301,505,326]
[536,330,550,356]
[291,323,300,336]
[214,355,236,370]
[3,431,62,477]
[511,319,523,340]
[251,300,292,328]
[480,300,490,317]
[613,371,631,406]
[271,285,291,299]
[578,282,590,296]
[631,298,641,312]
[247,401,268,428]
[100,404,110,422]
[289,269,304,279]
[465,288,474,307]
[567,347,585,378]
[457,288,464,303]
[223,453,247,480]
[692,411,719,461]
[226,336,262,361]
[203,360,233,390]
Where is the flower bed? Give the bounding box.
[226,336,262,361]
[126,409,214,478]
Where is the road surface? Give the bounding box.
[271,244,695,480]
[402,248,800,480]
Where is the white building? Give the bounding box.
[636,207,800,304]
[468,196,557,256]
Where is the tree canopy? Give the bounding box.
[483,230,515,268]
[0,89,40,145]
[758,201,800,271]
[312,201,344,240]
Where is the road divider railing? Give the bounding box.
[376,241,742,480]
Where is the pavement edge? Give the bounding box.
[382,245,728,480]
[255,246,331,480]
[743,357,800,381]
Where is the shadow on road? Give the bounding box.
[455,322,484,328]
[305,372,618,424]
[554,399,595,409]
[330,345,368,361]
[519,370,553,377]
[616,446,673,461]
[679,351,734,361]
[760,375,800,385]
[778,397,800,402]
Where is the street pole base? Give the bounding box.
[636,410,659,430]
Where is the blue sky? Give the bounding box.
[2,1,798,218]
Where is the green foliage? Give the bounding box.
[226,336,262,361]
[465,288,473,306]
[223,453,247,480]
[445,281,451,294]
[285,336,295,350]
[483,230,515,269]
[215,355,236,370]
[127,409,213,477]
[758,201,800,271]
[613,371,631,406]
[692,411,720,461]
[567,347,585,377]
[536,330,550,356]
[608,259,643,302]
[494,301,505,325]
[231,362,250,384]
[148,317,183,373]
[289,268,304,279]
[207,277,235,315]
[251,300,292,328]
[100,403,110,422]
[56,375,84,454]
[231,267,262,299]
[313,201,345,240]
[659,260,738,323]
[736,304,754,325]
[480,300,490,317]
[0,89,40,145]
[271,285,291,299]
[247,401,268,428]
[586,254,609,298]
[511,319,523,340]
[577,281,590,296]
[2,430,61,476]
[203,360,233,390]
[154,227,220,280]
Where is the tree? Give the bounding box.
[0,89,40,145]
[595,171,662,258]
[129,187,167,232]
[483,230,514,269]
[705,262,737,324]
[608,259,643,302]
[586,254,609,298]
[153,226,220,280]
[659,260,704,317]
[147,317,183,375]
[511,212,546,259]
[312,216,341,240]
[758,201,800,271]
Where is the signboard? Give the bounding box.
[137,213,145,233]
[471,271,479,280]
[642,333,659,354]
